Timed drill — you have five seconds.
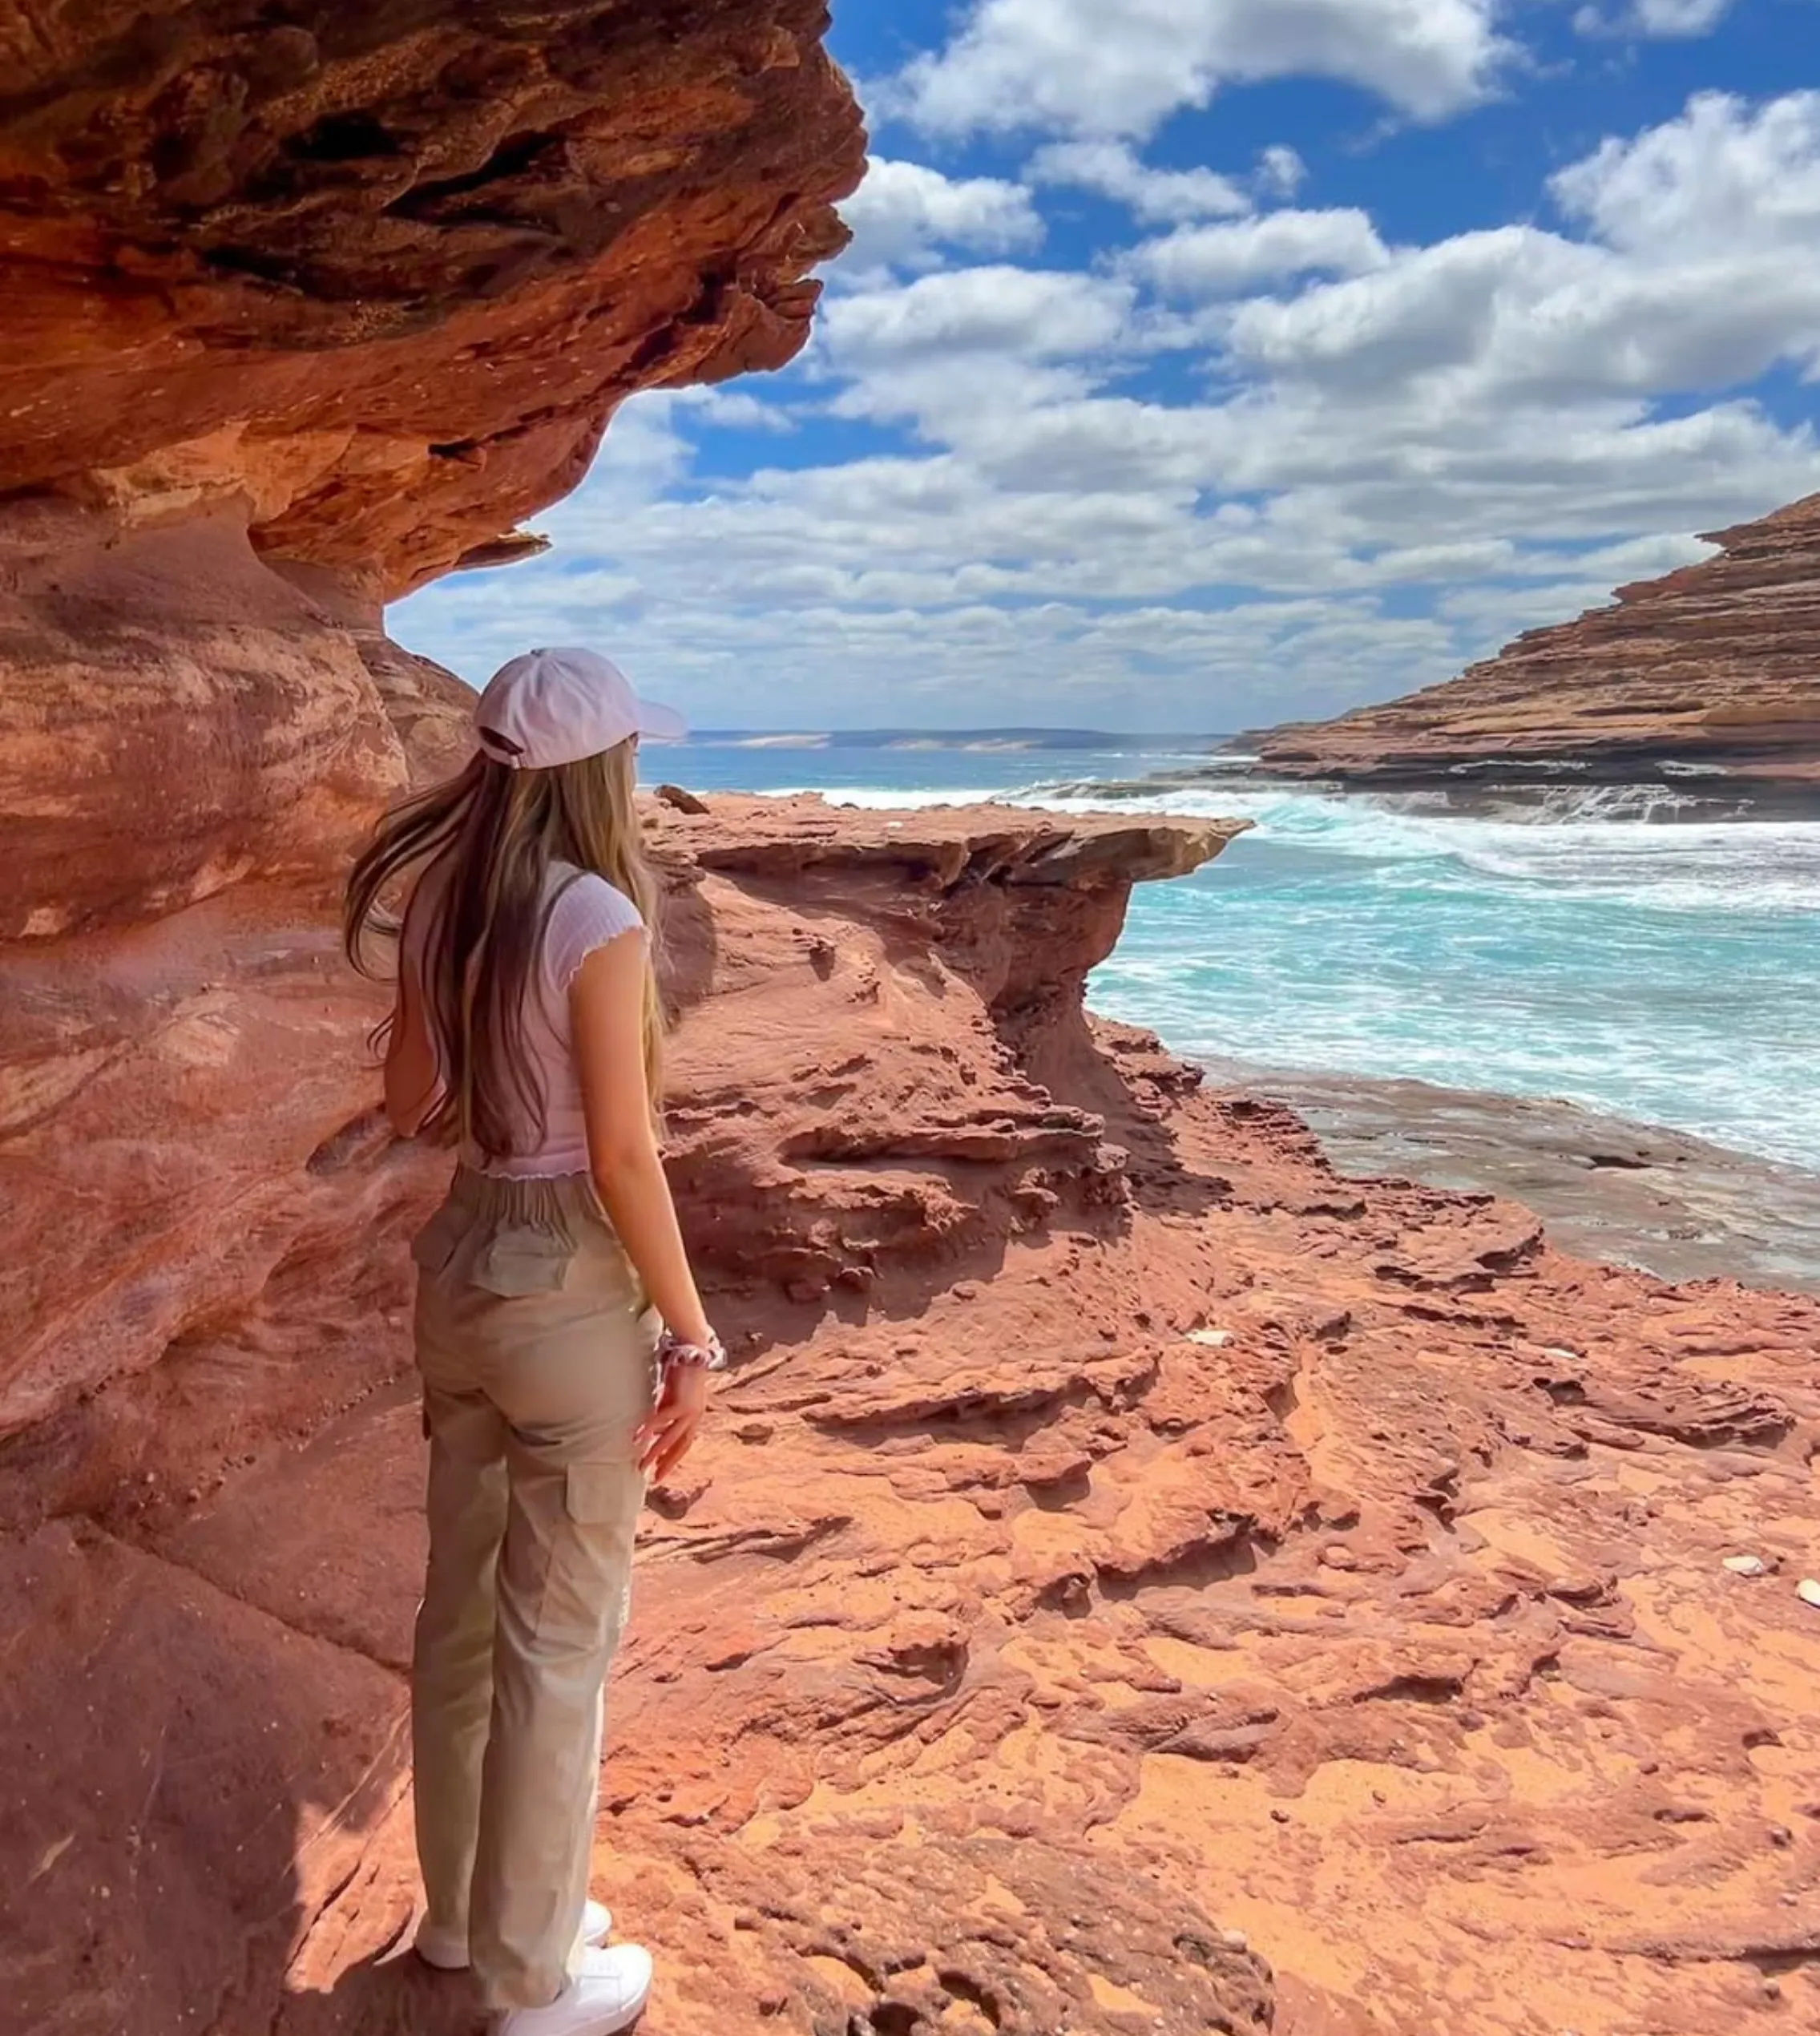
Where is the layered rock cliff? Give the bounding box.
[0,0,861,592]
[1249,491,1820,792]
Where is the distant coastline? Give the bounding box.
[686,727,1223,753]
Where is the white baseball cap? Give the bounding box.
[474,646,687,770]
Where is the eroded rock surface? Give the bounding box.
[1249,492,1820,791]
[1200,1059,1820,1296]
[6,795,1819,2036]
[1,0,862,592]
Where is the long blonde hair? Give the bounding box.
[344,738,663,1157]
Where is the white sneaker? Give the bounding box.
[416,1898,613,1973]
[496,1945,653,2035]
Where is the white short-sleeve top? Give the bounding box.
[401,856,644,1178]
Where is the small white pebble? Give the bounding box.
[1185,1328,1234,1347]
[1798,1579,1820,1610]
[1723,1555,1770,1576]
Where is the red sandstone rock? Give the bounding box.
[0,0,864,596]
[1250,491,1820,786]
[0,0,862,1442]
[7,795,1820,2036]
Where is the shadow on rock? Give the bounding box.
[272,1949,484,2036]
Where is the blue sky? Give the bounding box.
[394,0,1820,733]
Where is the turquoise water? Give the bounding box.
[659,742,1819,1169]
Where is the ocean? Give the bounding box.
[656,740,1819,1174]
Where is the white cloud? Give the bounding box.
[1575,0,1734,38]
[1223,226,1601,386]
[1257,146,1309,199]
[1027,141,1251,222]
[810,267,1142,434]
[666,386,796,433]
[1632,0,1733,26]
[1228,95,1820,402]
[837,158,1043,273]
[816,266,1136,378]
[898,0,1515,139]
[1131,210,1390,297]
[1550,91,1820,254]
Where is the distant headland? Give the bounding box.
[684,728,1219,752]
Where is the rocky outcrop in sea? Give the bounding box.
[1244,491,1820,801]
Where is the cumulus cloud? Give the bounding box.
[1027,141,1251,222]
[1257,145,1309,199]
[1549,90,1820,253]
[817,266,1136,374]
[1130,210,1390,297]
[1575,0,1734,38]
[801,265,1145,442]
[666,385,796,433]
[837,157,1043,273]
[898,0,1515,139]
[1222,226,1602,388]
[1218,93,1820,410]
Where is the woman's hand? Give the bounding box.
[636,1362,711,1483]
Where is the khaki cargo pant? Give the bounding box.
[409,1167,661,2013]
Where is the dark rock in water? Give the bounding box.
[1201,1058,1820,1293]
[656,782,712,815]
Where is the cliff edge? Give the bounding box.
[1249,491,1820,793]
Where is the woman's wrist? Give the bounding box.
[659,1323,726,1371]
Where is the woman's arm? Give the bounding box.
[384,956,441,1137]
[571,932,714,1480]
[571,932,711,1343]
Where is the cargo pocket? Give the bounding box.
[473,1224,575,1297]
[535,1463,640,1653]
[565,1461,634,1523]
[564,1225,642,1309]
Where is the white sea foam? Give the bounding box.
[1014,783,1820,917]
[755,774,1820,918]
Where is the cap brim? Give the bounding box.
[635,697,688,743]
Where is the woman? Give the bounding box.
[345,646,721,2036]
